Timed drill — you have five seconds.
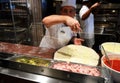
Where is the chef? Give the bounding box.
[79,0,100,48]
[39,0,83,49]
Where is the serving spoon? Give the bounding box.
[101,46,111,66]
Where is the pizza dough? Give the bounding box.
[54,44,99,66]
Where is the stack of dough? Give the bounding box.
[54,45,99,66]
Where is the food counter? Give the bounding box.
[0,42,55,59]
[0,42,112,83]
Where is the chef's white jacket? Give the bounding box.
[39,23,73,49]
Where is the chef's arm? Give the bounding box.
[42,15,82,32]
[81,8,92,20]
[81,2,100,20]
[42,15,67,28]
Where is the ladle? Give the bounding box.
[101,46,111,66]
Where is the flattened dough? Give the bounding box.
[54,44,99,66]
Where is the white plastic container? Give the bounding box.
[100,42,120,56]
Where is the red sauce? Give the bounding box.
[104,59,120,72]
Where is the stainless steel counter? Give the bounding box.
[0,66,72,83]
[0,63,112,83]
[0,53,113,83]
[0,42,113,83]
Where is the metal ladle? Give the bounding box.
[101,46,111,66]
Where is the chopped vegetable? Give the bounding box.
[14,56,50,67]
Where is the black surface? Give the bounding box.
[0,73,37,83]
[0,52,14,59]
[93,33,117,54]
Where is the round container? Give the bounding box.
[101,55,120,83]
[100,42,120,56]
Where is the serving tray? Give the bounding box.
[0,53,112,83]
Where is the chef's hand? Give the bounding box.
[65,16,82,32]
[74,38,84,45]
[90,2,101,10]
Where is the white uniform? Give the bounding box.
[39,23,73,49]
[79,5,94,47]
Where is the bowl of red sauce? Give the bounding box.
[101,55,120,83]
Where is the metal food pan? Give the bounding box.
[49,60,113,83]
[7,55,52,67]
[1,55,112,83]
[50,60,100,76]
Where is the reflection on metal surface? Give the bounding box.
[0,67,72,83]
[95,28,104,34]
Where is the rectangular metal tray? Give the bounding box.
[7,55,52,67]
[0,54,113,83]
[49,60,113,82]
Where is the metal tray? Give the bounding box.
[7,55,52,67]
[49,59,113,82]
[50,60,101,76]
[0,54,113,83]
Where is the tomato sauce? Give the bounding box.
[104,59,120,72]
